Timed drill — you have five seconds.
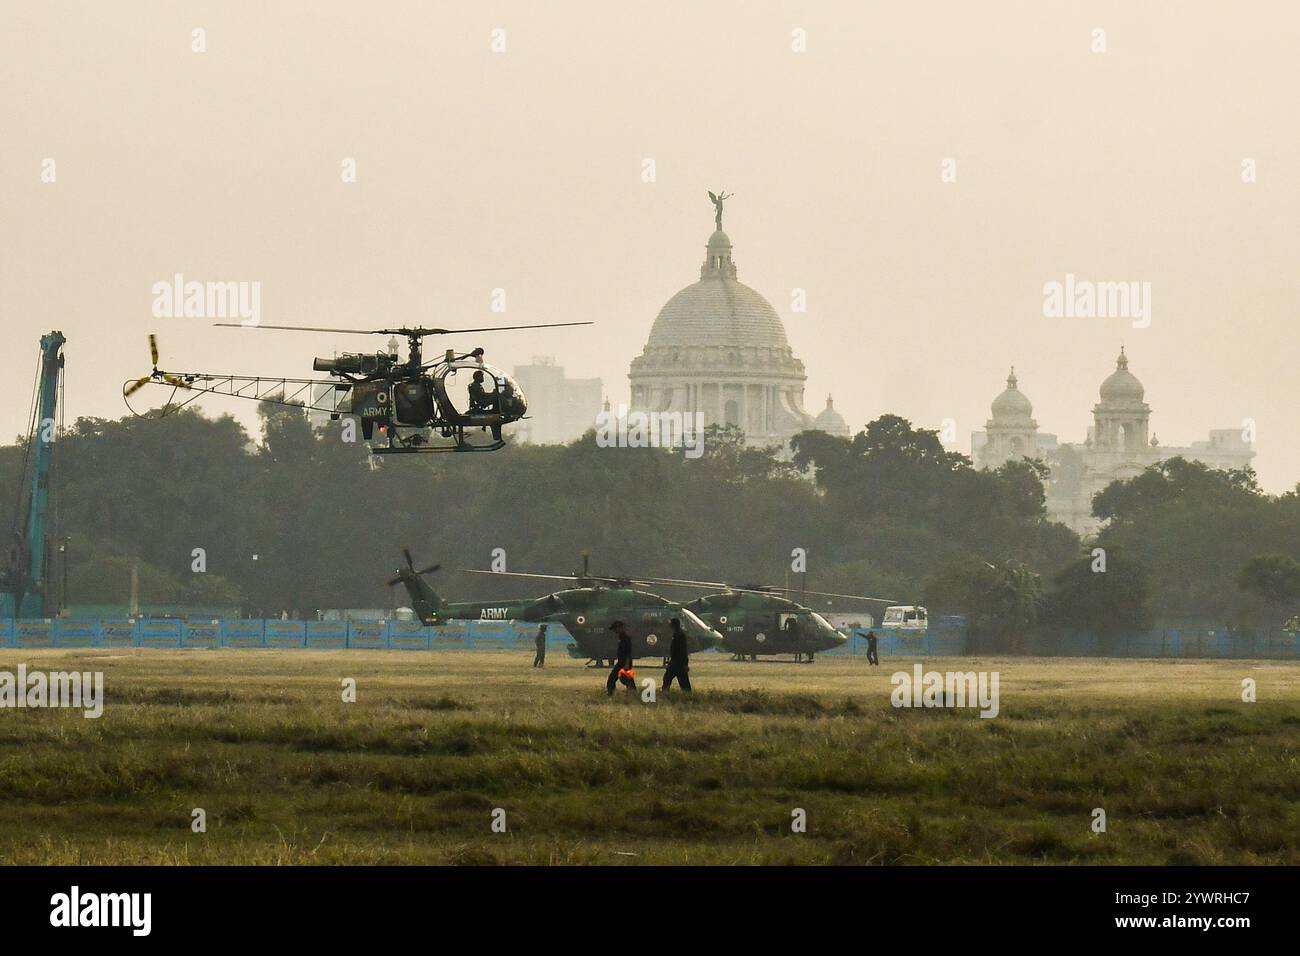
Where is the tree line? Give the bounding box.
[2,405,1296,643]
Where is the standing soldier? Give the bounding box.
[533,622,548,668]
[606,620,637,696]
[785,616,805,662]
[865,629,879,666]
[662,617,692,693]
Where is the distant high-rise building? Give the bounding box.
[973,349,1256,535]
[510,356,603,445]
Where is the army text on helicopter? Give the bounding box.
[122,320,590,453]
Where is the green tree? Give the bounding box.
[1238,553,1300,618]
[1043,550,1152,641]
[923,557,1044,651]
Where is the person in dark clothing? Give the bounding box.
[786,616,806,662]
[865,629,879,666]
[533,623,548,668]
[662,617,692,692]
[605,620,637,696]
[468,370,498,412]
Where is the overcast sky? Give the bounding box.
[3,1,1297,489]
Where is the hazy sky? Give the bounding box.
[3,1,1297,489]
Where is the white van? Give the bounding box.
[882,605,928,630]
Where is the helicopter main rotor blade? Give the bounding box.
[630,574,897,604]
[386,321,593,336]
[214,323,380,334]
[457,567,686,591]
[775,587,898,604]
[456,568,589,583]
[214,321,593,336]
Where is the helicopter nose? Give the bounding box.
[697,622,724,648]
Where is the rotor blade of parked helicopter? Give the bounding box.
[455,568,658,590]
[629,575,897,604]
[627,575,732,590]
[767,586,899,604]
[456,569,590,582]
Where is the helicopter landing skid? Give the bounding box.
[371,440,506,454]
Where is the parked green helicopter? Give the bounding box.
[389,549,722,664]
[426,550,894,663]
[630,574,895,661]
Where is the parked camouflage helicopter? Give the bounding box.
[433,552,893,663]
[123,320,589,453]
[388,549,723,664]
[630,574,895,661]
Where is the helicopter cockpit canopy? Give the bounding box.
[437,361,527,422]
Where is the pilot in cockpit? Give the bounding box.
[467,370,499,413]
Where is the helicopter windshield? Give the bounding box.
[442,364,526,419]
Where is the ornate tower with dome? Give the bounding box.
[974,368,1041,469]
[813,395,850,438]
[628,196,818,448]
[1090,347,1150,452]
[971,349,1255,536]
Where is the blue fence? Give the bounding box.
[0,619,575,651]
[842,623,1300,660]
[1047,628,1300,660]
[4,618,1296,659]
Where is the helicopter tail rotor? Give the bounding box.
[123,335,193,398]
[387,547,441,587]
[388,548,444,624]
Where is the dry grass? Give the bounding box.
[0,649,1296,865]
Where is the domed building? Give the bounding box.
[1092,347,1150,452]
[972,348,1255,535]
[813,395,850,438]
[974,368,1041,469]
[628,202,817,448]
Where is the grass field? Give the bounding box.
[0,648,1296,865]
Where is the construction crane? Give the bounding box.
[1,331,66,619]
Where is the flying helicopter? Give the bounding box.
[122,320,590,453]
[388,549,723,664]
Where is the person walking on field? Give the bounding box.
[662,617,692,693]
[606,620,637,696]
[533,623,548,668]
[865,629,879,666]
